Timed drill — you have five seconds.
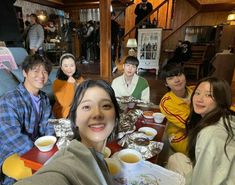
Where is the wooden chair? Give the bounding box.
[183,45,214,80]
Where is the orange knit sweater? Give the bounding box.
[53,77,84,118]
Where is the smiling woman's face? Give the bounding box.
[193,81,217,117]
[75,86,116,151]
[61,58,76,77]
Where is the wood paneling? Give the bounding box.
[162,0,230,50]
[124,0,173,39]
[198,0,235,4]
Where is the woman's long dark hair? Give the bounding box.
[186,77,235,165]
[57,53,82,80]
[68,79,120,142]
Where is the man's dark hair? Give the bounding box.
[30,13,39,24]
[22,54,52,74]
[125,56,139,67]
[160,63,184,81]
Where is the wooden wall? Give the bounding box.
[162,0,230,50]
[125,0,173,39]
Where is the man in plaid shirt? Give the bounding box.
[0,54,55,184]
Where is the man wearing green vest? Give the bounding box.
[111,56,150,102]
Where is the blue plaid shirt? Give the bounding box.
[0,83,54,167]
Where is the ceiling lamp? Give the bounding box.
[227,11,235,25]
[37,10,47,22]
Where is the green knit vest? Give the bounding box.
[131,77,148,100]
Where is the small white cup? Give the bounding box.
[34,136,57,152]
[103,147,111,158]
[127,102,135,109]
[153,112,165,123]
[105,158,121,176]
[118,149,142,169]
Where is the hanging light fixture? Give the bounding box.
[37,10,47,22]
[227,11,235,25]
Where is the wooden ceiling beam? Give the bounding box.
[63,0,131,9]
[201,3,235,12]
[25,0,64,9]
[187,0,201,9]
[186,0,235,12]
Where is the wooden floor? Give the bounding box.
[79,62,235,105]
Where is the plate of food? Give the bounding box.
[143,111,154,119]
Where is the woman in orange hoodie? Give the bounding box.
[53,53,84,118]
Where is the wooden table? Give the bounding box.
[20,108,166,171]
[107,114,166,163]
[20,145,58,171]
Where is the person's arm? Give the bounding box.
[147,2,153,12]
[141,86,150,103]
[53,80,76,107]
[39,95,54,136]
[190,127,229,185]
[111,78,122,98]
[160,96,188,129]
[0,99,33,165]
[134,4,141,15]
[83,26,94,38]
[35,24,44,49]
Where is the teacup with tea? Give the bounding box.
[153,112,165,123]
[105,158,121,176]
[34,135,57,152]
[118,149,142,168]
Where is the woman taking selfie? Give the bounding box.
[16,79,120,185]
[167,77,235,185]
[53,53,84,118]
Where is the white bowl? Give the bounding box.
[153,112,165,123]
[118,149,142,168]
[34,136,57,152]
[138,127,157,140]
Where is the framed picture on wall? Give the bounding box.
[137,28,162,75]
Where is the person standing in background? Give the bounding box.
[111,11,120,73]
[135,0,153,38]
[0,0,22,47]
[27,13,44,55]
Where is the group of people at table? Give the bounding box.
[0,52,234,185]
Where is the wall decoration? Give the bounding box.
[137,28,162,75]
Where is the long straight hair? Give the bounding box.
[186,77,235,165]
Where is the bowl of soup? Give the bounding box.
[34,136,57,152]
[138,127,157,140]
